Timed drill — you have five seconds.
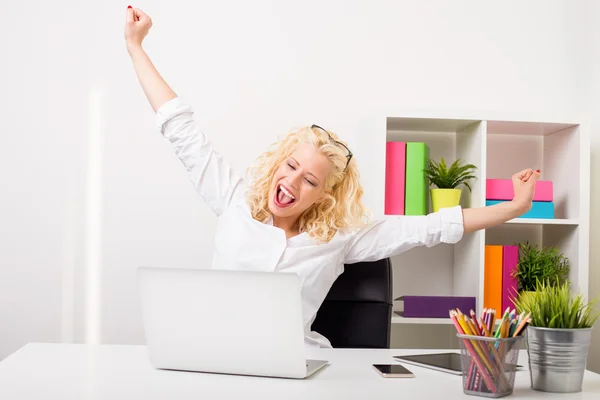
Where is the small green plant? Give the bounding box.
[514,279,600,329]
[423,157,477,192]
[512,242,570,292]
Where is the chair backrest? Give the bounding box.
[311,258,393,348]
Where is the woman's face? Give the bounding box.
[268,143,333,221]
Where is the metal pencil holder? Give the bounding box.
[456,333,524,398]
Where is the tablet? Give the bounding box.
[394,353,464,375]
[394,353,522,376]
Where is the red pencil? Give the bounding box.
[470,310,482,335]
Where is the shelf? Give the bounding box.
[504,218,579,226]
[487,120,577,136]
[391,315,453,325]
[391,315,503,325]
[386,117,479,133]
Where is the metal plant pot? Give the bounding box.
[526,326,593,393]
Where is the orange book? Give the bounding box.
[484,245,503,314]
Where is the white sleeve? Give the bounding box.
[343,206,464,264]
[155,97,244,216]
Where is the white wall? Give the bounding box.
[588,0,600,374]
[1,0,597,370]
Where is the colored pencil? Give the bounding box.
[512,313,531,337]
[471,310,482,335]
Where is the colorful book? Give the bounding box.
[384,142,406,215]
[486,179,553,202]
[405,142,429,215]
[502,245,519,312]
[484,245,503,314]
[394,296,476,318]
[485,200,554,219]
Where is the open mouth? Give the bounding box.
[274,184,296,208]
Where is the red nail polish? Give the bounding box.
[536,169,540,173]
[128,5,132,8]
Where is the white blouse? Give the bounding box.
[155,97,465,348]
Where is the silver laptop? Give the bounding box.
[136,266,328,379]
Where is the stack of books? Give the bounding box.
[384,141,429,216]
[485,178,554,219]
[484,245,519,313]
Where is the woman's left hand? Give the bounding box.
[462,168,541,234]
[511,168,540,215]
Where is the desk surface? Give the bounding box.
[1,343,599,399]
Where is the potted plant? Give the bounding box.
[423,157,477,212]
[511,241,570,307]
[514,279,599,393]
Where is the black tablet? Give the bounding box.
[394,353,464,375]
[394,353,522,376]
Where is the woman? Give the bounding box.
[124,6,540,348]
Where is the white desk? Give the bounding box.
[1,343,599,399]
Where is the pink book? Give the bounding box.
[486,179,553,201]
[502,245,519,311]
[384,142,406,215]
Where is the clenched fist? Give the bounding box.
[124,6,152,50]
[511,168,540,214]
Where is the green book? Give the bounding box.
[405,142,429,215]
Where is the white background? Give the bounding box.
[1,0,599,371]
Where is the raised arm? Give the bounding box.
[124,6,175,112]
[124,6,243,215]
[344,168,539,264]
[344,206,464,264]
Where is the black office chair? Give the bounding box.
[311,258,393,348]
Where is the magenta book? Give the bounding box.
[486,179,553,202]
[502,245,519,311]
[384,141,406,215]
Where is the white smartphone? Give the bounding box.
[373,364,415,378]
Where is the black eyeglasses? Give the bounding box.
[311,124,353,171]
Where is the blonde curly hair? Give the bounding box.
[245,126,371,243]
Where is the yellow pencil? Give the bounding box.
[456,314,472,335]
[465,317,480,337]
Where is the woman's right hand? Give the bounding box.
[124,5,152,51]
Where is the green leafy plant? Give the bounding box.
[512,242,570,292]
[423,157,477,192]
[514,279,600,329]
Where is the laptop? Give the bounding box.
[136,266,328,379]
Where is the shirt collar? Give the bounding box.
[264,214,314,245]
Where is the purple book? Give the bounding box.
[395,295,476,318]
[502,245,519,311]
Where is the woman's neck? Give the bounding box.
[272,215,300,239]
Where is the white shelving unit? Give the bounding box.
[382,117,590,325]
